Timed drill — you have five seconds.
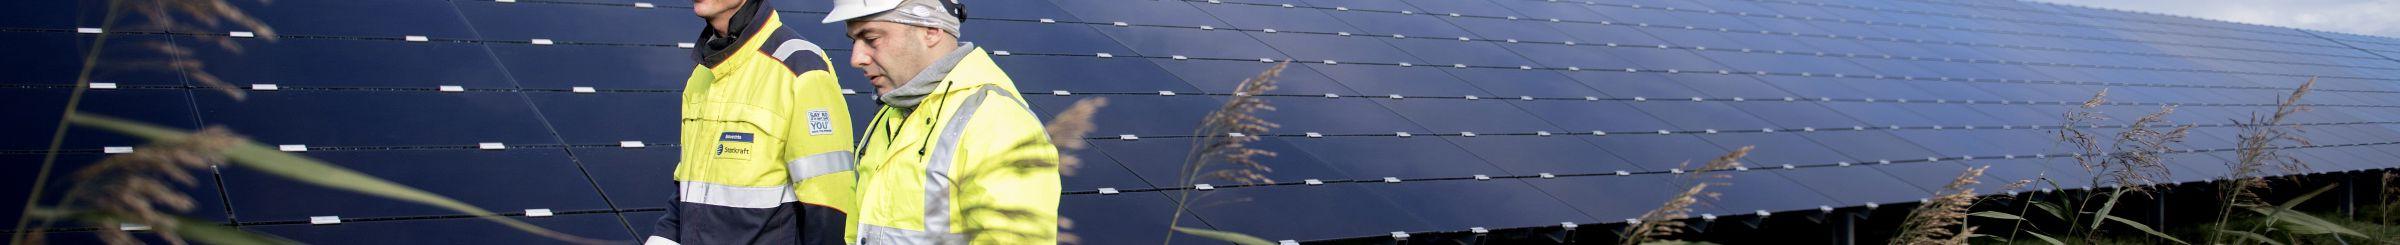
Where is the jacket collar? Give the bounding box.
[876,42,977,109]
[693,0,773,67]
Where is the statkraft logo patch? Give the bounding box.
[715,132,754,160]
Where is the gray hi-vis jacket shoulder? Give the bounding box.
[648,0,858,244]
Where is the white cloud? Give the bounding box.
[2034,0,2400,38]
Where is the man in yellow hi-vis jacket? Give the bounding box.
[824,0,1063,244]
[648,0,855,244]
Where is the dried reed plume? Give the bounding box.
[1045,98,1109,177]
[1039,97,1107,245]
[33,127,243,245]
[2056,88,2190,192]
[1178,62,1286,186]
[1163,63,1286,244]
[1621,146,1752,245]
[1891,166,2009,245]
[17,0,275,242]
[2210,78,2315,243]
[122,0,276,100]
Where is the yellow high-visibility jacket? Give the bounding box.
[854,46,1061,245]
[648,1,856,244]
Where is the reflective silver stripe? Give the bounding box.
[921,85,1017,234]
[788,151,856,181]
[644,236,681,245]
[676,181,796,209]
[860,224,968,245]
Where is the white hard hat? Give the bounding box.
[822,0,904,24]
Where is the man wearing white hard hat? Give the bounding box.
[826,0,1064,244]
[648,0,858,244]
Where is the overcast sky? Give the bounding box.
[2034,0,2400,38]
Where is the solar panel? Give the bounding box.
[219,150,608,221]
[9,0,2400,242]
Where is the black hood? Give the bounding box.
[693,0,773,67]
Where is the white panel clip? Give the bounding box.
[77,27,103,34]
[104,146,134,154]
[634,2,655,8]
[1473,174,1491,180]
[310,216,342,225]
[1097,188,1119,194]
[620,141,647,148]
[229,31,257,38]
[1304,132,1323,138]
[1118,134,1138,141]
[1194,184,1215,190]
[120,223,151,231]
[479,142,507,150]
[439,85,466,92]
[677,42,696,48]
[1383,177,1402,183]
[1051,90,1070,96]
[993,51,1012,56]
[1095,53,1113,58]
[525,209,554,217]
[90,82,118,89]
[251,84,280,91]
[405,35,430,42]
[278,144,308,152]
[530,39,554,45]
[573,86,598,93]
[1304,179,1323,185]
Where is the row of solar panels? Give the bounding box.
[7,0,2400,243]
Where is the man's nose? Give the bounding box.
[848,43,872,69]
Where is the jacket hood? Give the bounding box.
[876,42,978,108]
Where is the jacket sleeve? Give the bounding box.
[645,194,684,245]
[770,35,859,245]
[953,92,1063,244]
[777,45,855,194]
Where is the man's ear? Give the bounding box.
[919,26,950,49]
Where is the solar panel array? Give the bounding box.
[8,0,2400,243]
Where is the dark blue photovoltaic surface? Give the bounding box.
[9,0,2400,242]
